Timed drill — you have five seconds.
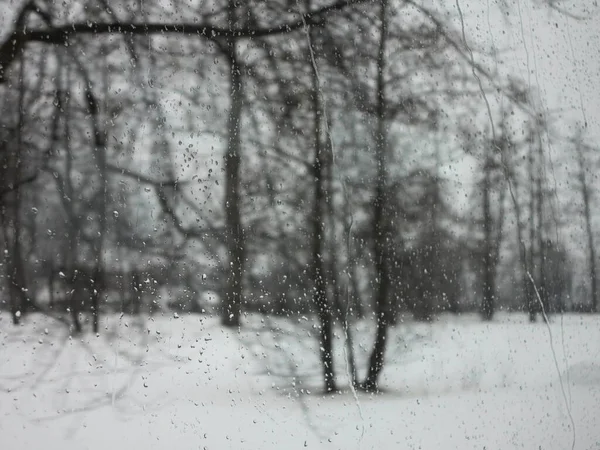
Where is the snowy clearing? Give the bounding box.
[1,312,599,449]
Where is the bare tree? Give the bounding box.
[0,0,366,85]
[573,130,598,312]
[479,125,507,321]
[1,56,36,324]
[220,0,245,328]
[361,0,391,392]
[302,0,337,391]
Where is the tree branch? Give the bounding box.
[0,173,38,196]
[106,164,222,240]
[0,0,364,83]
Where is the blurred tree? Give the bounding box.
[572,130,598,312]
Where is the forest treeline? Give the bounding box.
[0,0,597,392]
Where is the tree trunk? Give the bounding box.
[10,213,30,313]
[526,150,537,321]
[65,116,81,332]
[89,66,109,335]
[305,13,337,392]
[312,164,335,391]
[362,0,390,393]
[575,141,597,312]
[3,221,25,325]
[59,58,82,334]
[481,153,494,321]
[11,56,33,318]
[221,2,245,327]
[535,143,548,320]
[328,157,357,388]
[506,159,531,320]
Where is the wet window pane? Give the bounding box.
[1,0,598,448]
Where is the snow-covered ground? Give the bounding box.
[1,311,599,449]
